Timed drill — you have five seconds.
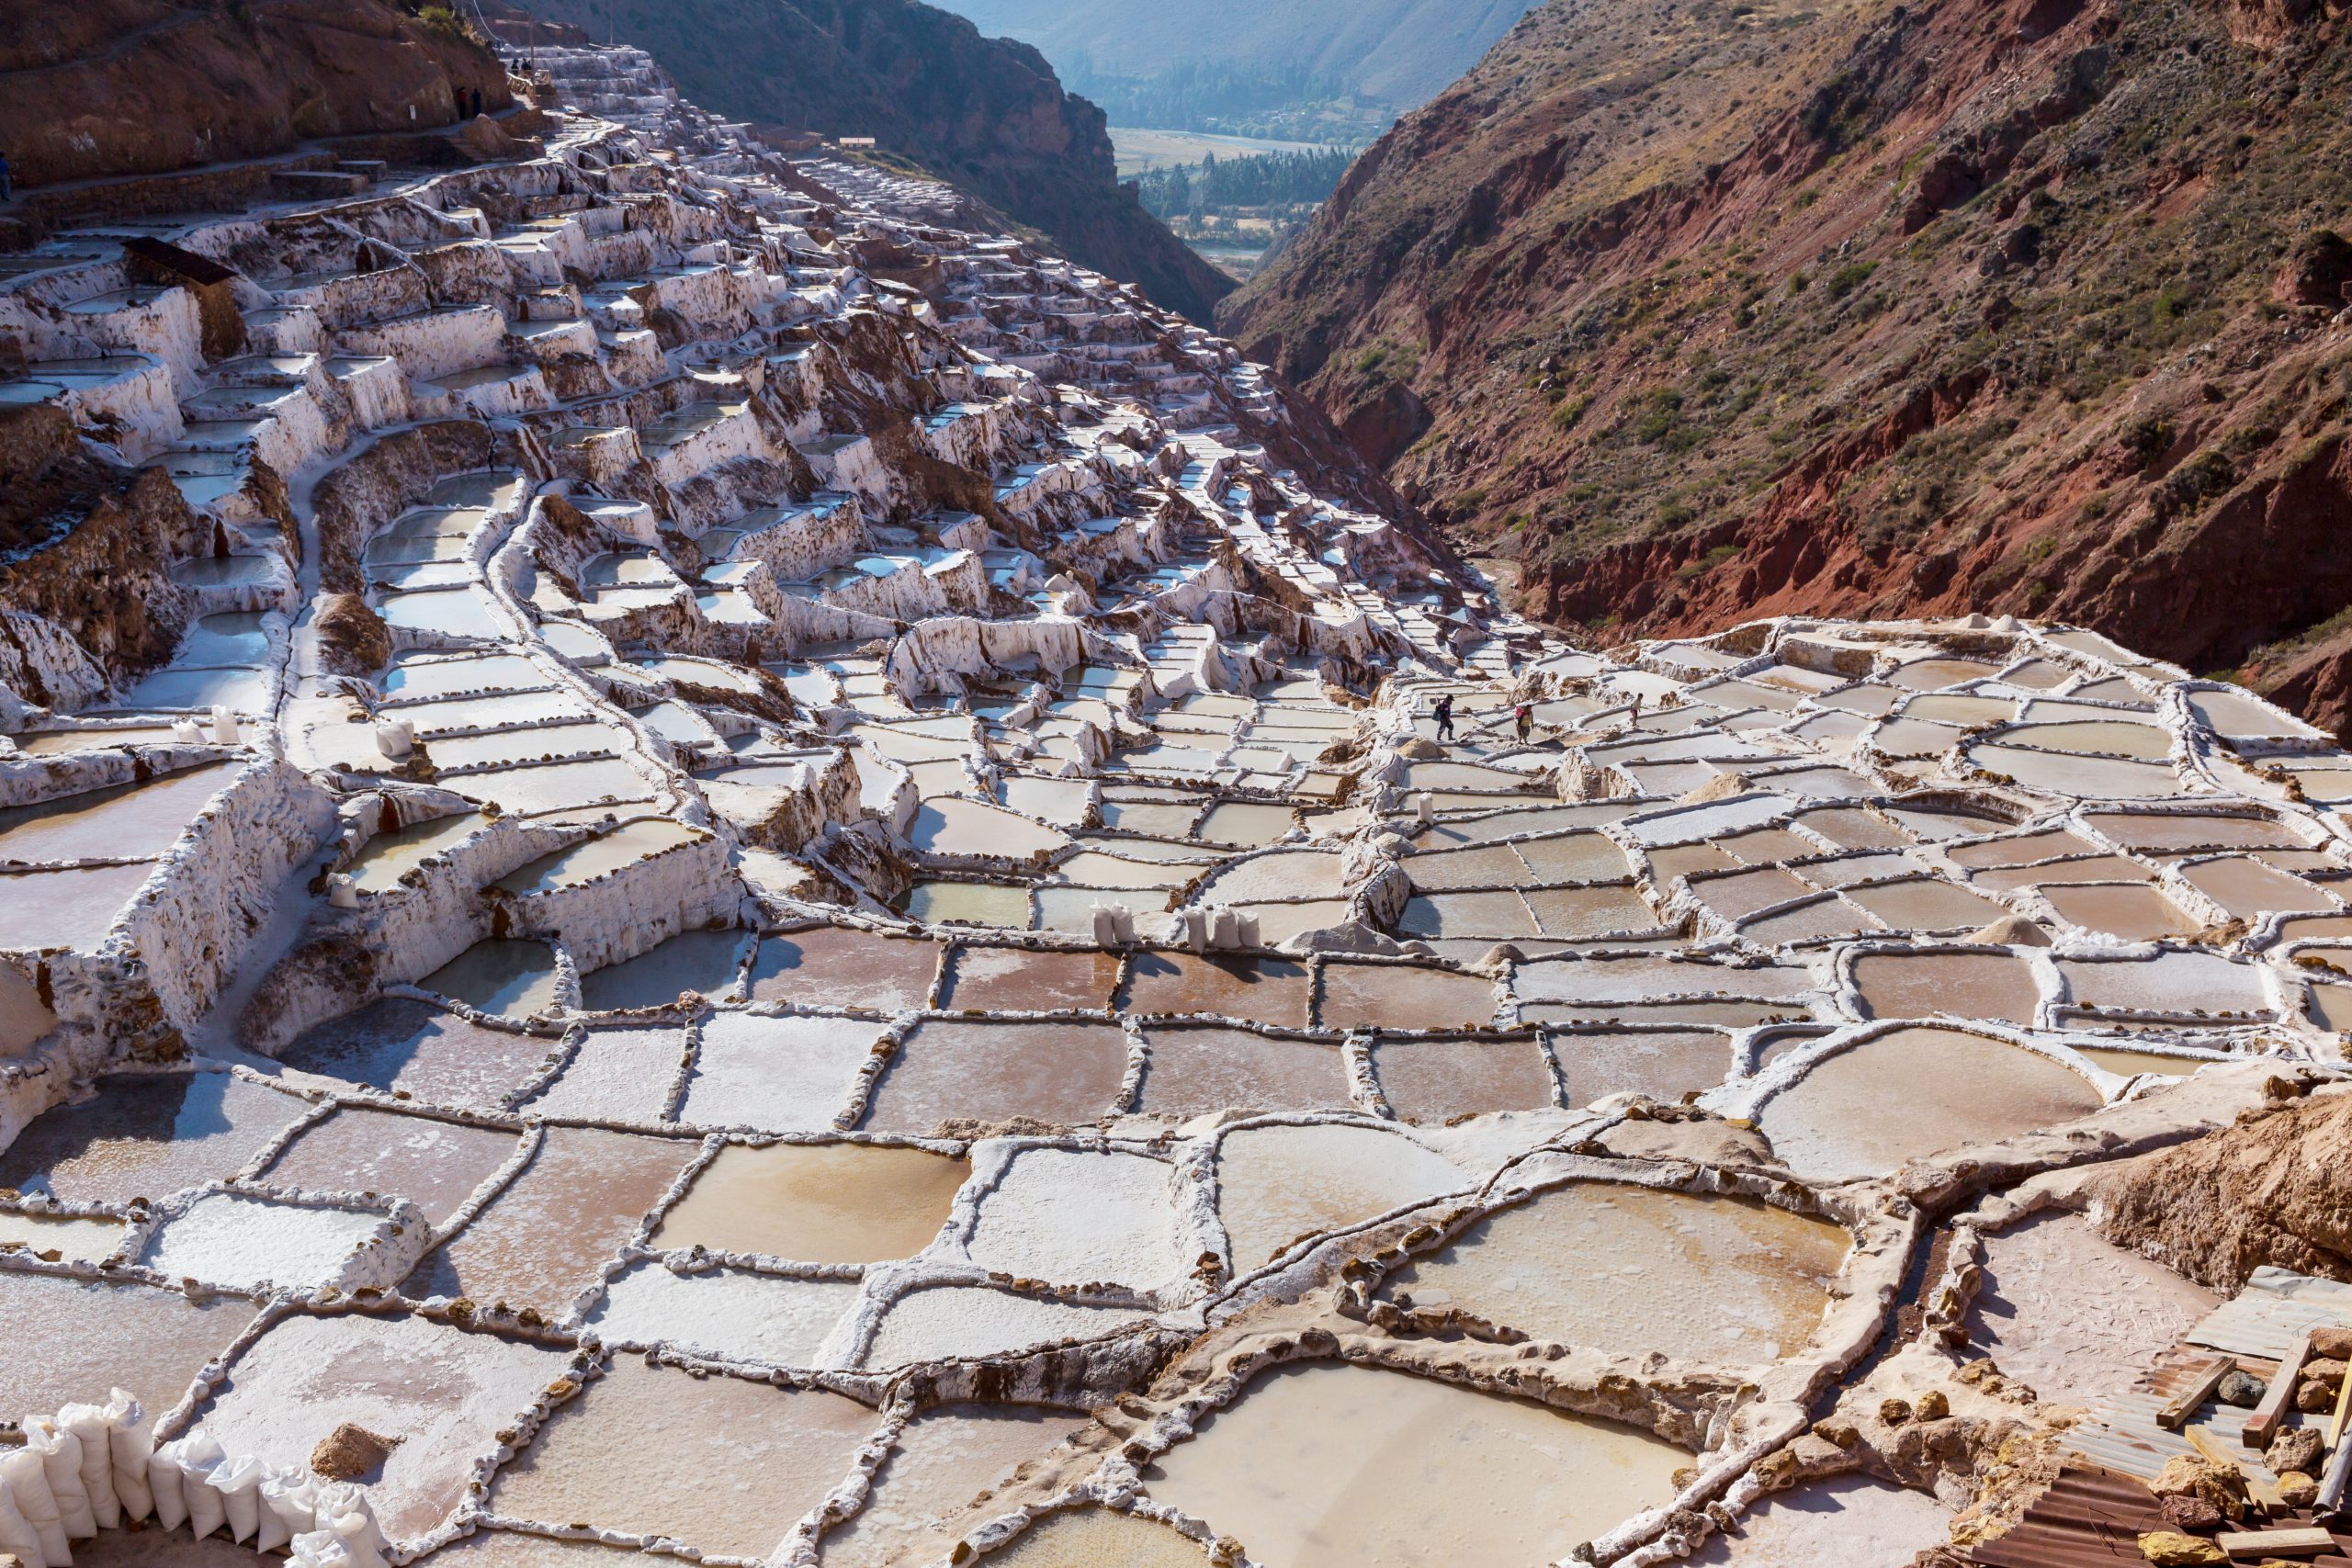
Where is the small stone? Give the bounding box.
[2157,1493,2223,1533]
[2217,1371,2267,1407]
[311,1422,401,1482]
[2137,1531,2225,1566]
[2313,1325,2352,1360]
[2278,1471,2321,1509]
[2267,1426,2325,1477]
[1879,1397,1913,1426]
[2295,1378,2333,1413]
[1915,1389,1951,1420]
[1815,1420,1860,1448]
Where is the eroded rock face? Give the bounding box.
[0,0,512,192]
[2086,1089,2352,1291]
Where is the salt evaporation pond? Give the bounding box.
[1376,1183,1850,1363]
[1144,1362,1687,1567]
[12,40,2352,1568]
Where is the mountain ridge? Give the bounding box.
[1221,0,2352,737]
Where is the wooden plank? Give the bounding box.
[2247,1328,2318,1450]
[2218,1526,2336,1558]
[2161,1357,2237,1432]
[2331,1346,2352,1450]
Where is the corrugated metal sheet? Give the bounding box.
[2063,1388,2301,1490]
[1972,1467,2352,1568]
[2186,1267,2352,1361]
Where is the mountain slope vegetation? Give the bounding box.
[1221,0,2352,736]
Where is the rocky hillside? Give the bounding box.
[499,0,1233,323]
[1222,0,2352,737]
[0,0,512,189]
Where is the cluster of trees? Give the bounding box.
[1136,147,1355,224]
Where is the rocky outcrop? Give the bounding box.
[496,0,1233,323]
[2084,1087,2352,1292]
[1220,0,2352,734]
[0,0,512,192]
[0,405,205,704]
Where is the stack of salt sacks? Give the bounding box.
[0,1392,386,1565]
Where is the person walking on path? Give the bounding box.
[0,152,14,206]
[1431,693,1455,742]
[1514,702,1533,745]
[470,87,484,118]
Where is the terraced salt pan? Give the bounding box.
[345,811,485,892]
[0,1270,258,1426]
[494,1359,869,1558]
[577,927,745,1010]
[655,1141,970,1262]
[978,1508,1209,1566]
[862,1284,1150,1370]
[1124,952,1312,1025]
[966,1147,1182,1290]
[941,943,1121,1011]
[412,1127,695,1311]
[583,1261,858,1364]
[420,939,563,1017]
[1136,1026,1352,1116]
[263,1106,520,1229]
[1215,1122,1471,1269]
[0,1205,124,1260]
[1143,1362,1687,1568]
[1372,1034,1557,1120]
[681,1012,885,1131]
[141,1190,387,1290]
[198,1311,571,1542]
[277,1000,553,1109]
[749,926,938,1010]
[865,1020,1131,1134]
[0,762,236,864]
[520,1024,683,1122]
[1852,951,2041,1023]
[820,1405,1093,1568]
[1752,1028,2103,1181]
[0,861,164,949]
[0,1071,308,1202]
[1380,1183,1849,1362]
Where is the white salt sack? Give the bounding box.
[209,1453,266,1543]
[0,1447,68,1566]
[261,1466,322,1552]
[53,1404,118,1529]
[160,1429,228,1540]
[21,1419,94,1539]
[101,1389,153,1522]
[0,1472,50,1568]
[316,1481,388,1568]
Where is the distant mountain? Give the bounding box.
[930,0,1541,118]
[501,0,1233,323]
